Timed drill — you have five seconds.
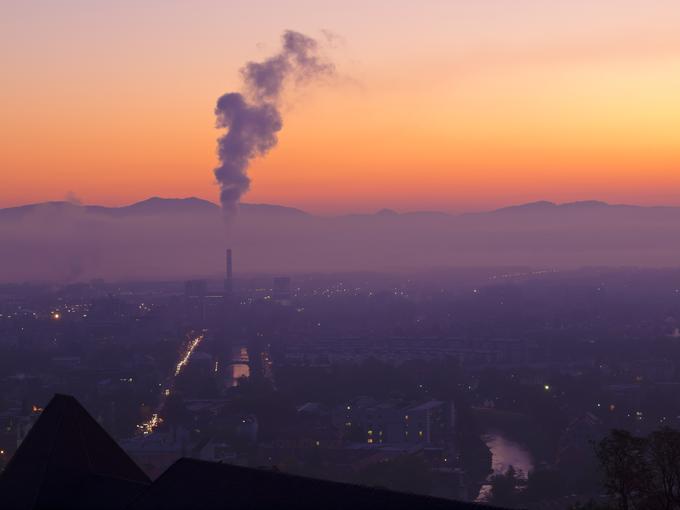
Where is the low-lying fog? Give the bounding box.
[1,198,680,282]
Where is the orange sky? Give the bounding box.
[2,0,680,214]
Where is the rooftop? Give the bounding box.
[0,394,504,510]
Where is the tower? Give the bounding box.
[224,249,233,297]
[222,248,235,346]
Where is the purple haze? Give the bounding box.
[3,198,680,281]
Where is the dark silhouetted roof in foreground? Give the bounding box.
[0,394,150,510]
[128,457,497,510]
[0,394,504,510]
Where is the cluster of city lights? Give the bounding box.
[137,413,163,435]
[135,333,204,436]
[489,269,558,281]
[174,334,204,376]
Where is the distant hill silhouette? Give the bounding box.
[2,196,680,220]
[1,197,680,280]
[0,197,308,220]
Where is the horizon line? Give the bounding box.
[3,195,680,218]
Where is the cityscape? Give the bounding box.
[3,254,680,507]
[3,1,680,509]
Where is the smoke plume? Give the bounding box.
[214,30,334,213]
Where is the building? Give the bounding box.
[335,399,456,445]
[0,394,501,510]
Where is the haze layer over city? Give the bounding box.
[2,2,680,509]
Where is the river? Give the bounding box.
[476,431,534,502]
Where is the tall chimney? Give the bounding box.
[225,249,233,295]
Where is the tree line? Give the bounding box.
[593,428,680,510]
[487,427,680,510]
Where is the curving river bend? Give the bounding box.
[476,431,534,502]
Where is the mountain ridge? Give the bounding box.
[3,196,680,281]
[1,196,677,220]
[0,197,309,220]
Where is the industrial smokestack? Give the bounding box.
[225,248,233,295]
[213,30,334,213]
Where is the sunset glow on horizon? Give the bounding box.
[2,0,680,214]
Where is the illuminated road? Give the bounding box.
[137,332,205,435]
[174,335,203,376]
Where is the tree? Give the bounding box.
[489,465,521,508]
[648,427,680,510]
[595,430,650,510]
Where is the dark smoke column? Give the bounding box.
[213,31,334,213]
